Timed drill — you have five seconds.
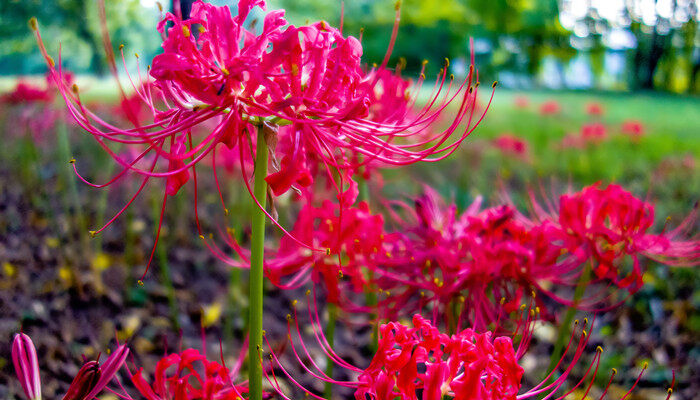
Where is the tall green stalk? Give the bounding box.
[249,125,268,400]
[358,175,379,350]
[546,263,591,378]
[324,302,338,399]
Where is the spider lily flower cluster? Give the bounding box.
[265,292,664,400]
[30,0,491,250]
[260,183,697,330]
[367,183,698,328]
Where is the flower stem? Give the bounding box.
[546,263,591,378]
[324,302,337,399]
[249,125,268,400]
[358,175,379,351]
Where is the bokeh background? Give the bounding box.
[0,1,698,399]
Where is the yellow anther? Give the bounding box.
[137,280,144,286]
[156,2,163,12]
[582,330,587,337]
[338,270,343,278]
[667,388,673,394]
[198,26,206,33]
[71,84,79,94]
[422,59,429,65]
[29,18,38,30]
[47,56,55,68]
[119,44,124,50]
[88,230,97,238]
[642,362,648,369]
[574,319,579,326]
[135,52,140,58]
[596,346,603,353]
[531,290,536,298]
[291,64,299,77]
[325,248,332,256]
[520,304,527,311]
[182,25,191,37]
[394,0,401,11]
[444,58,450,67]
[221,67,229,76]
[529,309,535,317]
[583,318,588,325]
[449,74,454,80]
[262,330,266,336]
[500,297,506,305]
[305,289,311,296]
[69,158,76,164]
[354,239,360,243]
[199,234,205,240]
[292,299,298,307]
[611,368,617,375]
[535,307,540,314]
[224,208,229,216]
[286,314,292,321]
[320,21,327,30]
[492,81,498,88]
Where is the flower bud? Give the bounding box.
[12,333,42,400]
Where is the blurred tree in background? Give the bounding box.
[0,0,698,94]
[0,0,160,75]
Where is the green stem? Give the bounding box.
[546,263,591,378]
[152,195,180,331]
[249,125,268,400]
[324,302,337,399]
[358,175,379,351]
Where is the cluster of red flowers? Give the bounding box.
[356,314,524,400]
[31,0,489,243]
[363,183,696,328]
[10,1,693,400]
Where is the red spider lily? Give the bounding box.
[0,77,60,142]
[31,0,491,277]
[525,182,699,307]
[584,102,604,116]
[1,81,52,104]
[539,100,561,115]
[558,123,607,149]
[620,120,645,141]
[492,133,530,161]
[368,187,573,330]
[222,187,384,308]
[267,196,384,307]
[265,295,659,400]
[11,333,129,400]
[513,95,529,109]
[580,123,607,145]
[126,348,250,400]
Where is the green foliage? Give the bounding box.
[0,0,161,75]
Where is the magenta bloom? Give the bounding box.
[580,122,607,145]
[369,188,570,329]
[268,304,651,400]
[1,81,52,104]
[128,348,249,400]
[11,333,129,400]
[356,314,523,400]
[621,119,645,141]
[539,100,561,115]
[513,95,529,109]
[532,183,699,294]
[32,0,490,270]
[585,102,604,116]
[492,133,530,160]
